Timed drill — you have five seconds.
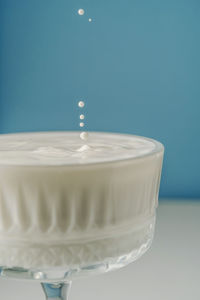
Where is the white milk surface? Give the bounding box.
[0,131,160,165]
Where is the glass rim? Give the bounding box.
[0,131,164,167]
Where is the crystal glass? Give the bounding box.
[0,131,164,299]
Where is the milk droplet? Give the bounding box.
[78,9,85,16]
[88,18,92,22]
[80,132,89,141]
[80,122,84,127]
[80,114,85,120]
[78,101,85,108]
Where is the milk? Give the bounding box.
[0,132,164,269]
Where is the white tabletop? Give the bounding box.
[0,200,200,300]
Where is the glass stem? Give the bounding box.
[41,282,72,300]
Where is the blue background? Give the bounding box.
[0,0,199,198]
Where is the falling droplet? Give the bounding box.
[80,114,85,120]
[78,101,85,108]
[88,18,92,22]
[80,132,89,141]
[78,9,85,16]
[77,101,88,142]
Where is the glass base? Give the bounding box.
[0,232,153,283]
[0,216,155,282]
[0,214,155,269]
[0,216,155,299]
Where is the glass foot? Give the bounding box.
[41,282,72,300]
